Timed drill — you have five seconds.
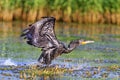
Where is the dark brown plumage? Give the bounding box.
[21,17,94,65]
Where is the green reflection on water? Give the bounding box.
[0,21,119,63]
[0,22,120,79]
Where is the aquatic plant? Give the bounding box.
[107,65,120,71]
[19,65,69,79]
[0,0,120,24]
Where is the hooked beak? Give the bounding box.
[80,40,94,45]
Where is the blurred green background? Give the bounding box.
[0,0,120,24]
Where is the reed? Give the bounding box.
[0,0,120,24]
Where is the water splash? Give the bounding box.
[3,58,17,66]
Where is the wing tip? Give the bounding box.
[20,29,29,37]
[41,16,56,21]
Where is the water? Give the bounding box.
[0,21,120,79]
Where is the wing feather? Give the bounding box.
[21,17,59,49]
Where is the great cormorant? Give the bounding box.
[21,17,94,65]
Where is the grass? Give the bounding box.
[20,65,68,78]
[0,64,119,79]
[1,0,120,23]
[1,0,120,13]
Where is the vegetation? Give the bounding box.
[0,63,120,79]
[0,0,120,24]
[0,22,120,79]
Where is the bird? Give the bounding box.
[21,17,94,65]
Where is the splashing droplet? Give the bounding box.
[3,58,17,66]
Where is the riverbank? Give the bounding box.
[0,0,120,24]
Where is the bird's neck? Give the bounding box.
[64,40,79,53]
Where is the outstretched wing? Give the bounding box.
[21,17,59,49]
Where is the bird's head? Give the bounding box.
[79,40,94,45]
[67,39,94,52]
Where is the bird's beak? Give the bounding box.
[80,40,94,45]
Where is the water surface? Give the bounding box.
[0,22,120,79]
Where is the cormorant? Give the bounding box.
[21,17,94,65]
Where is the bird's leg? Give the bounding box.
[38,52,45,63]
[38,51,52,65]
[38,55,42,62]
[44,52,52,65]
